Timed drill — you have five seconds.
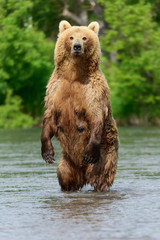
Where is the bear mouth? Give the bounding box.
[72,51,83,56]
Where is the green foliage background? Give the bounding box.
[0,0,160,127]
[100,0,160,125]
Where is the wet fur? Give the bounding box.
[41,21,119,192]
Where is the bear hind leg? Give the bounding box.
[88,149,118,192]
[57,156,87,191]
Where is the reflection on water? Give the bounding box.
[0,127,160,240]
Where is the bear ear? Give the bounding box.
[59,20,71,33]
[88,22,99,35]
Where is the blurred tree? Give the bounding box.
[0,0,53,119]
[31,0,105,38]
[99,0,160,124]
[1,0,160,127]
[31,0,62,39]
[0,90,36,128]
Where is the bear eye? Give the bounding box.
[70,36,74,40]
[82,37,87,41]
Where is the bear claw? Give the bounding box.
[82,153,98,165]
[42,150,55,164]
[82,143,100,165]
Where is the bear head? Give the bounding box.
[54,20,101,67]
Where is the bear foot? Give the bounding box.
[82,143,100,165]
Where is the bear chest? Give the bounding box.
[54,81,86,110]
[53,81,89,131]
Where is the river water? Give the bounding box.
[0,127,160,240]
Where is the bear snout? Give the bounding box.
[72,39,83,55]
[73,43,81,51]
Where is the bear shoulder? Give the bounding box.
[44,70,60,110]
[86,70,110,101]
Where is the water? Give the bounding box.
[0,127,160,240]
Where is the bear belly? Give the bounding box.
[53,91,90,166]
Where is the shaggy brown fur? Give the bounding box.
[41,20,119,192]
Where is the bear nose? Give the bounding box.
[73,43,81,51]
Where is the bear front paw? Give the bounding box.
[42,148,55,164]
[82,143,100,165]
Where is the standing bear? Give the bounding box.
[41,20,119,192]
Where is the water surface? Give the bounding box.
[0,127,160,240]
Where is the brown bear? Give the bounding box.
[41,20,119,192]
